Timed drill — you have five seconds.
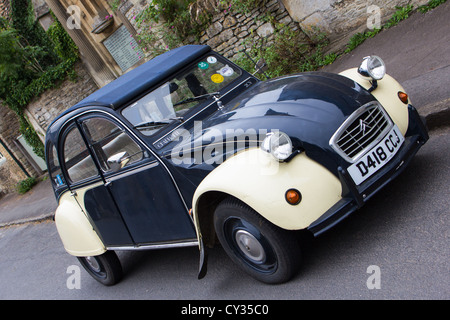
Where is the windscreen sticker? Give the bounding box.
[198,61,209,70]
[211,73,224,83]
[207,56,218,64]
[218,65,234,77]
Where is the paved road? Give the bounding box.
[1,127,448,300]
[0,3,449,303]
[322,2,450,126]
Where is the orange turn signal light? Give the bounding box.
[398,91,409,104]
[285,189,302,205]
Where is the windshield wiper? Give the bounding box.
[174,92,220,106]
[133,121,170,129]
[133,117,184,130]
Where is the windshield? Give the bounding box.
[122,54,241,135]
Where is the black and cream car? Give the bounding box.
[45,45,428,285]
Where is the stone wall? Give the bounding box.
[0,141,29,196]
[122,0,432,60]
[195,0,306,60]
[0,105,37,195]
[24,61,99,142]
[122,0,310,61]
[281,0,431,50]
[0,0,435,195]
[0,61,97,195]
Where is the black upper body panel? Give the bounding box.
[45,46,377,199]
[156,72,376,179]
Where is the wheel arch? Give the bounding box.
[194,190,228,248]
[192,148,342,243]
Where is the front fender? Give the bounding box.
[339,68,409,135]
[192,148,342,232]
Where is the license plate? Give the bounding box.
[348,125,404,185]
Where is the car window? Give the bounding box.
[63,126,98,183]
[81,117,144,172]
[47,142,65,188]
[122,54,241,136]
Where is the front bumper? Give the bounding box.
[308,105,429,237]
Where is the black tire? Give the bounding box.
[214,197,301,284]
[77,250,123,286]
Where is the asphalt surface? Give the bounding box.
[0,3,449,301]
[321,1,450,128]
[0,127,448,299]
[0,3,449,229]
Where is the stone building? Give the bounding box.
[45,0,145,87]
[0,0,44,195]
[0,105,40,196]
[0,0,433,195]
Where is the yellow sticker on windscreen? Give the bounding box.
[211,73,224,83]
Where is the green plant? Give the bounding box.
[345,32,367,53]
[317,52,338,67]
[107,0,122,12]
[233,25,328,79]
[0,3,79,159]
[47,12,79,61]
[133,0,214,57]
[10,0,58,68]
[343,26,381,53]
[16,176,37,194]
[418,0,447,13]
[384,5,414,28]
[225,0,266,14]
[343,3,417,54]
[0,29,43,83]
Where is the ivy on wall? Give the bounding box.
[0,0,79,160]
[131,0,270,58]
[133,0,213,56]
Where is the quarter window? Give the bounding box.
[47,143,65,188]
[63,126,98,183]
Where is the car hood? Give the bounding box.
[166,72,376,176]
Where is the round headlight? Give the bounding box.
[261,131,293,161]
[358,56,386,80]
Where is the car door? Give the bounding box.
[78,113,197,245]
[60,121,134,247]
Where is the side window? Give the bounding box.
[63,126,98,183]
[47,142,65,188]
[81,117,144,172]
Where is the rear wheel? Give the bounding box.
[214,197,301,284]
[77,250,123,286]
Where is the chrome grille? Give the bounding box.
[330,102,393,163]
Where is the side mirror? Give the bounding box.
[255,58,268,74]
[241,48,270,80]
[107,151,129,172]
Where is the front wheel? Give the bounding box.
[214,198,301,284]
[77,250,123,286]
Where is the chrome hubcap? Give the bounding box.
[85,256,101,272]
[235,230,266,262]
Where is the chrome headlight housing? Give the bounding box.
[358,56,386,81]
[261,131,293,161]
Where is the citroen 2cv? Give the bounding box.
[45,45,428,285]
